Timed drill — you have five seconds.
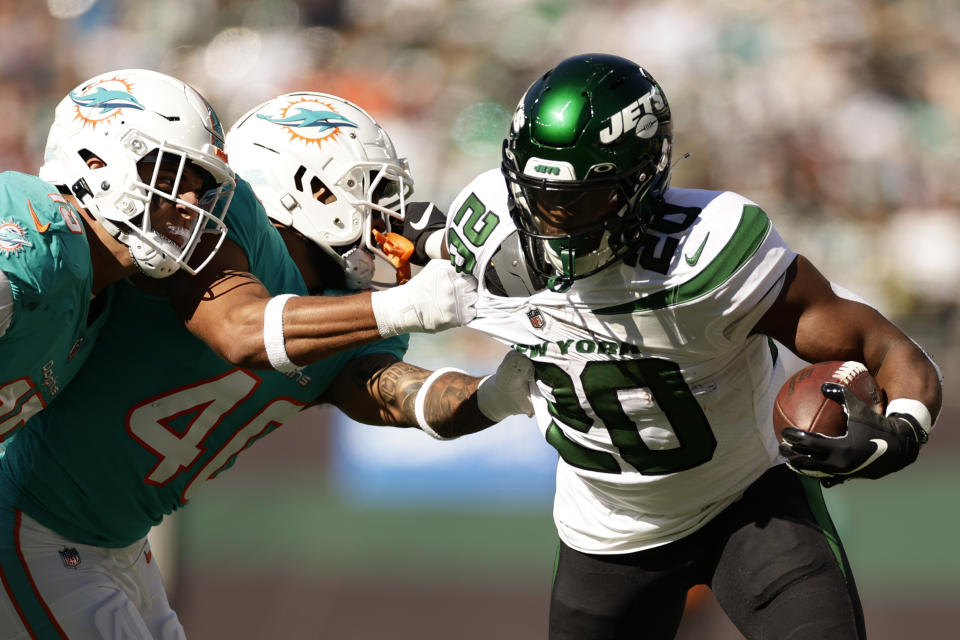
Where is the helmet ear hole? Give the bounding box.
[308,175,336,204]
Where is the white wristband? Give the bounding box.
[414,367,466,440]
[886,398,934,436]
[369,287,404,338]
[263,294,303,372]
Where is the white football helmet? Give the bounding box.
[225,92,413,289]
[40,69,236,278]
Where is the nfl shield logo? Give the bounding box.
[59,547,82,569]
[526,308,545,329]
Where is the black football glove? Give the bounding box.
[399,201,447,266]
[779,382,927,487]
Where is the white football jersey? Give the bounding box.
[446,169,799,553]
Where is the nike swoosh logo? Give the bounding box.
[27,200,50,233]
[684,231,709,266]
[849,438,888,474]
[406,203,435,231]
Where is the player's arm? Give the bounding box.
[315,350,535,439]
[753,255,941,415]
[752,254,942,482]
[164,236,476,371]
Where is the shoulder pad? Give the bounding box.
[484,230,546,297]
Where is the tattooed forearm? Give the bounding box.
[374,363,493,436]
[375,361,428,423]
[326,354,495,436]
[420,372,494,438]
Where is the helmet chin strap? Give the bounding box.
[341,247,376,291]
[546,244,576,292]
[125,232,182,279]
[543,228,616,293]
[547,273,573,293]
[74,186,182,279]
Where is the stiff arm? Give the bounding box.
[315,353,495,438]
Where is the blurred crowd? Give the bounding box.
[2,0,958,364]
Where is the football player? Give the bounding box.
[0,68,477,452]
[224,90,531,441]
[1,70,238,454]
[441,53,941,639]
[0,82,530,637]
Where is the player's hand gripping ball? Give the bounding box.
[772,361,883,441]
[776,361,926,486]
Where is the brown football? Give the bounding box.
[773,361,884,441]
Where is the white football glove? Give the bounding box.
[370,259,478,337]
[477,349,536,422]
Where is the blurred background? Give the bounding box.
[3,0,959,637]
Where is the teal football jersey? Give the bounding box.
[0,177,407,547]
[0,171,108,447]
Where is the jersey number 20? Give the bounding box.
[536,359,717,475]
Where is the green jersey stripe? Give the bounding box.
[596,205,771,315]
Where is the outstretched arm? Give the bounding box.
[165,237,476,371]
[316,350,535,439]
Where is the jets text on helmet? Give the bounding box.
[599,88,665,144]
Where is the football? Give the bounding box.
[772,361,884,441]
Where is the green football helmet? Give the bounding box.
[502,53,673,292]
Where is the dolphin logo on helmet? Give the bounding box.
[257,108,357,132]
[69,87,145,113]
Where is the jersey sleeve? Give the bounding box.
[0,172,92,337]
[444,169,510,277]
[0,173,97,443]
[223,177,308,296]
[697,195,796,350]
[222,177,268,258]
